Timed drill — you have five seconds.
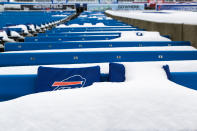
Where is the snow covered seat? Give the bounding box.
[0,30,15,43]
[37,31,170,40]
[4,28,23,34]
[1,46,197,66]
[0,11,74,38]
[1,79,197,130]
[122,62,197,91]
[24,35,120,42]
[4,41,191,52]
[0,11,70,26]
[48,28,144,33]
[107,31,171,41]
[3,28,24,41]
[6,24,31,36]
[66,21,129,26]
[56,23,132,28]
[0,63,109,101]
[0,61,197,131]
[67,20,129,26]
[37,32,121,37]
[35,66,101,92]
[33,31,170,42]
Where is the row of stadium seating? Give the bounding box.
[0,11,74,28]
[0,11,74,47]
[0,11,197,101]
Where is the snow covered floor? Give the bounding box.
[106,10,197,25]
[1,69,197,130]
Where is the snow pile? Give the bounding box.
[0,63,197,130]
[106,10,197,25]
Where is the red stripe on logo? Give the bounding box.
[52,81,83,87]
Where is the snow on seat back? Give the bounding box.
[8,25,29,34]
[83,23,93,27]
[95,23,105,26]
[0,30,15,42]
[123,63,169,82]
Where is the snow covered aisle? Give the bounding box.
[105,10,197,25]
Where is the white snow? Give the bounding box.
[52,15,67,17]
[36,25,41,30]
[106,10,197,25]
[0,63,109,75]
[0,30,15,42]
[40,24,45,29]
[10,31,24,39]
[5,46,196,53]
[0,64,197,130]
[8,25,29,34]
[0,60,197,75]
[0,11,197,131]
[56,23,131,28]
[124,63,168,81]
[79,15,88,18]
[55,31,171,42]
[106,17,112,20]
[27,24,36,32]
[110,31,171,41]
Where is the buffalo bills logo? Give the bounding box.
[52,75,86,91]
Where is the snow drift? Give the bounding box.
[0,63,197,131]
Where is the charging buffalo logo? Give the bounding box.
[52,75,86,91]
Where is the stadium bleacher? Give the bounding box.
[0,11,74,45]
[0,11,197,102]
